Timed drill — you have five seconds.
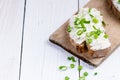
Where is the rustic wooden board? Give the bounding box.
[49,0,120,67]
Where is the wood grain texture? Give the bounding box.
[49,0,120,66]
[0,0,24,80]
[20,0,79,80]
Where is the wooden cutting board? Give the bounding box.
[49,0,120,67]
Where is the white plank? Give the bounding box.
[20,0,78,80]
[0,0,24,80]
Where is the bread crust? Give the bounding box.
[107,0,120,19]
[86,44,111,59]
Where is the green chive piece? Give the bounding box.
[94,72,98,76]
[104,34,108,39]
[88,8,91,13]
[93,26,97,30]
[70,64,75,68]
[87,38,92,44]
[118,0,120,3]
[67,56,76,62]
[67,25,71,32]
[89,14,94,18]
[59,66,67,71]
[74,25,81,29]
[83,72,88,76]
[79,76,85,80]
[78,65,83,71]
[102,21,106,27]
[77,30,83,36]
[92,17,99,24]
[94,34,98,39]
[65,76,70,80]
[84,20,90,24]
[67,57,72,60]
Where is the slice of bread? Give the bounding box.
[107,0,120,19]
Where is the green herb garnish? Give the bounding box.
[78,65,83,71]
[67,25,72,32]
[70,64,75,68]
[104,34,108,39]
[89,14,94,18]
[87,38,92,44]
[79,76,85,80]
[59,66,67,71]
[65,76,70,80]
[67,56,76,62]
[77,30,83,36]
[92,17,99,24]
[83,72,88,76]
[88,8,91,13]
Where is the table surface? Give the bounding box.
[0,0,120,80]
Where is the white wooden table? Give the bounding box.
[0,0,120,80]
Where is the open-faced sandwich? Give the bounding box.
[107,0,120,19]
[67,8,111,59]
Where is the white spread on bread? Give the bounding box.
[112,0,120,11]
[68,8,111,51]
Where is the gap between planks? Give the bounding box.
[19,0,27,80]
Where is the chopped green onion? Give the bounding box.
[84,20,90,24]
[79,76,85,80]
[104,34,108,38]
[70,64,75,68]
[67,25,71,32]
[67,56,76,62]
[102,21,106,27]
[65,76,70,80]
[74,25,81,29]
[94,72,98,76]
[78,65,83,71]
[83,72,88,76]
[92,17,99,24]
[94,34,98,39]
[59,66,67,71]
[93,26,97,30]
[89,14,94,18]
[87,38,92,44]
[77,30,83,36]
[88,8,91,13]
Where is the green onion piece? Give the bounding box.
[92,17,99,24]
[67,56,76,62]
[77,30,83,36]
[67,25,71,32]
[88,8,91,13]
[87,38,92,44]
[89,14,94,18]
[118,0,120,3]
[93,26,97,30]
[102,21,106,27]
[94,72,98,76]
[65,76,70,80]
[59,66,67,71]
[78,65,83,71]
[104,34,108,39]
[70,64,75,68]
[94,34,98,39]
[83,72,88,76]
[79,76,85,80]
[84,20,90,24]
[74,25,81,29]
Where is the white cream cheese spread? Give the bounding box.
[68,8,111,51]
